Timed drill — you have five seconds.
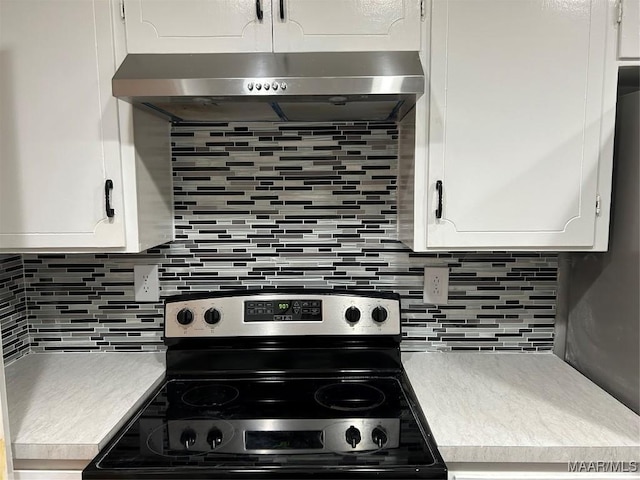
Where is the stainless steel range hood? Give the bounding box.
[112,51,424,123]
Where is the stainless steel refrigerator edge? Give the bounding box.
[556,74,640,415]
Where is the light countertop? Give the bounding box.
[4,351,639,467]
[402,352,640,464]
[5,352,165,461]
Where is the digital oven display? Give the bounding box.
[277,302,290,312]
[244,300,323,322]
[245,431,324,450]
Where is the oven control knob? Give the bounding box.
[371,306,388,323]
[180,429,197,450]
[177,308,194,326]
[204,308,221,325]
[345,426,361,449]
[345,307,361,324]
[372,426,388,448]
[207,427,223,448]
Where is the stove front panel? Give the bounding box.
[165,291,401,339]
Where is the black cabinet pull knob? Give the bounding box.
[105,179,115,218]
[256,0,263,20]
[435,180,443,220]
[279,0,285,20]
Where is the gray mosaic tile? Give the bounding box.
[14,122,556,353]
[0,255,29,363]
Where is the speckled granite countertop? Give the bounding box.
[5,353,165,461]
[4,352,639,466]
[402,352,640,464]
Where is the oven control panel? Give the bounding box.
[165,418,400,454]
[245,299,322,322]
[165,292,400,338]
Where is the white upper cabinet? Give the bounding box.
[123,0,274,53]
[428,0,607,249]
[0,0,174,253]
[122,0,422,53]
[398,0,618,251]
[618,0,640,60]
[0,0,125,250]
[272,0,421,52]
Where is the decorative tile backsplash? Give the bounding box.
[0,255,28,362]
[5,122,557,357]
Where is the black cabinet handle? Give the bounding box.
[105,179,115,218]
[256,0,263,20]
[279,0,285,20]
[435,180,443,219]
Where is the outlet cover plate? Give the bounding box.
[134,265,160,302]
[423,267,449,305]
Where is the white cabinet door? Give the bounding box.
[272,0,421,52]
[426,0,613,249]
[618,0,640,59]
[0,0,126,250]
[123,0,274,53]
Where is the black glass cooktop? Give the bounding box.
[83,375,446,479]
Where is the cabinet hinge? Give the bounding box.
[616,0,623,24]
[420,0,426,20]
[120,0,125,20]
[595,194,602,216]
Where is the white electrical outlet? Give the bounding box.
[423,267,449,305]
[134,265,160,302]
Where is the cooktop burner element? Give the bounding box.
[315,382,386,411]
[181,384,239,408]
[83,289,447,480]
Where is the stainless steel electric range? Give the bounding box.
[83,289,447,479]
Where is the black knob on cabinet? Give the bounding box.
[204,308,221,325]
[207,427,223,448]
[371,306,388,323]
[177,308,194,325]
[372,426,388,448]
[345,306,361,323]
[180,429,197,450]
[345,425,361,448]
